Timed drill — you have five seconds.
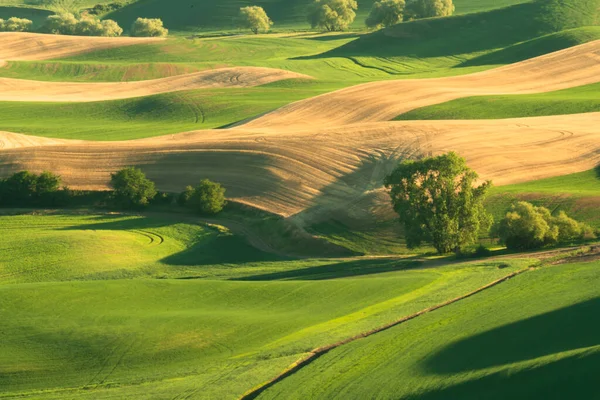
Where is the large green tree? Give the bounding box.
[239,6,273,34]
[405,0,454,19]
[366,0,406,28]
[307,0,358,31]
[110,167,157,208]
[385,152,492,254]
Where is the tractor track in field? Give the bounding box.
[239,243,600,399]
[238,265,535,399]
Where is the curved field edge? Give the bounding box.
[0,81,342,140]
[396,81,600,121]
[255,260,600,399]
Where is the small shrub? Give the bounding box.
[110,167,157,208]
[130,17,168,37]
[0,17,33,32]
[497,202,595,250]
[179,179,226,215]
[87,2,124,16]
[178,185,195,207]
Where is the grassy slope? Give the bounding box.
[4,1,599,84]
[0,80,345,140]
[0,213,281,283]
[0,0,530,34]
[486,169,600,228]
[105,0,530,34]
[318,0,600,73]
[397,80,600,120]
[257,260,600,399]
[0,213,532,399]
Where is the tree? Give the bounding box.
[384,152,492,254]
[43,13,79,35]
[181,179,226,215]
[307,0,358,31]
[0,17,33,32]
[130,17,168,37]
[110,167,157,208]
[99,19,123,37]
[366,0,405,28]
[405,0,454,19]
[497,202,594,250]
[0,171,38,206]
[239,6,273,34]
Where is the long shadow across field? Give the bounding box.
[424,297,600,374]
[59,214,281,266]
[409,348,600,400]
[295,2,564,61]
[234,258,421,281]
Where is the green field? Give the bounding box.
[256,260,600,399]
[0,0,532,33]
[1,0,600,398]
[397,81,600,120]
[0,212,536,399]
[0,80,346,140]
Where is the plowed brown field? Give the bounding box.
[1,36,599,225]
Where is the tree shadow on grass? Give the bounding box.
[595,164,600,179]
[163,234,283,266]
[423,297,600,375]
[233,258,421,281]
[406,348,600,400]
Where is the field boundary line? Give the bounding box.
[239,266,533,400]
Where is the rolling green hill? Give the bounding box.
[0,81,345,140]
[317,0,600,73]
[396,80,600,121]
[0,212,533,399]
[0,0,533,33]
[256,260,600,399]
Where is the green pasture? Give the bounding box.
[397,81,600,120]
[0,80,345,140]
[257,260,600,399]
[0,212,533,399]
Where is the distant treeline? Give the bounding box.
[0,168,226,215]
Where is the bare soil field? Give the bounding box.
[0,32,162,62]
[1,37,599,225]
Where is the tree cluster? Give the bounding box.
[86,2,125,16]
[0,168,226,215]
[0,17,33,32]
[110,167,226,214]
[130,17,169,37]
[0,171,68,207]
[43,13,123,36]
[497,202,595,250]
[385,153,596,255]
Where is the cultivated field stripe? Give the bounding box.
[239,266,535,400]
